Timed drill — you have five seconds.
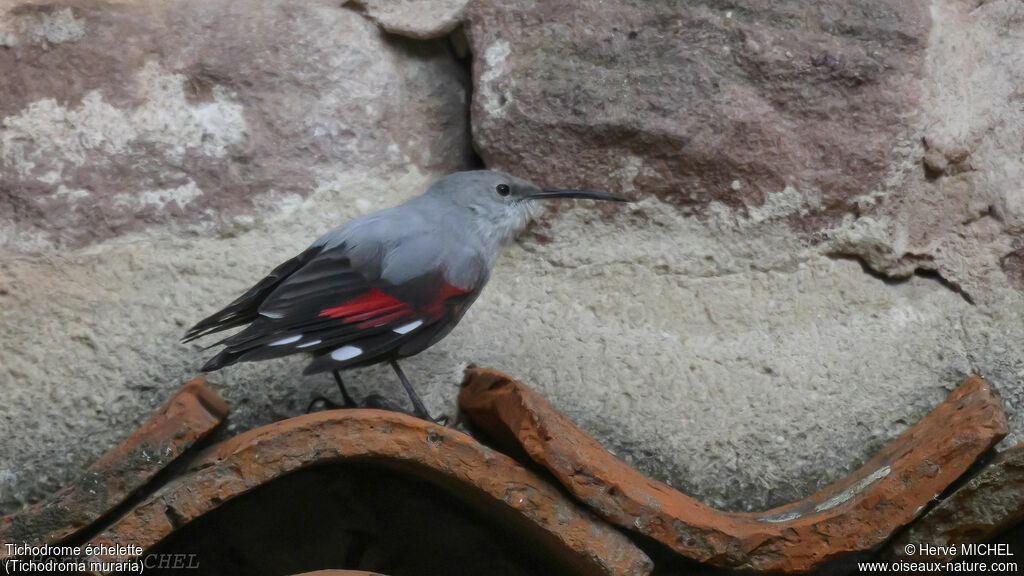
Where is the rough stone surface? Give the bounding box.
[88,409,654,576]
[450,0,1022,512]
[883,443,1024,561]
[0,0,472,252]
[346,0,468,40]
[2,0,1024,525]
[822,0,1024,300]
[460,369,1009,572]
[0,377,226,554]
[465,0,1024,304]
[465,0,929,221]
[4,176,1024,520]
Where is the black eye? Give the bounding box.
[496,184,511,197]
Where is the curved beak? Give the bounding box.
[527,189,632,202]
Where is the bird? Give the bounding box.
[183,170,630,422]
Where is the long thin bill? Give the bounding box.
[528,189,632,202]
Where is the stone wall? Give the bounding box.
[1,0,1021,516]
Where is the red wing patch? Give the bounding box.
[319,288,413,325]
[424,282,471,317]
[318,282,471,331]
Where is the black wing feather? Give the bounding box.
[195,243,419,371]
[189,240,483,373]
[182,245,323,343]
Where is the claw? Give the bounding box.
[306,395,342,413]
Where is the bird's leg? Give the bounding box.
[306,370,357,413]
[389,360,447,425]
[333,370,357,408]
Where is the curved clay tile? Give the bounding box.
[0,377,228,554]
[85,409,653,576]
[882,442,1024,561]
[459,369,1009,573]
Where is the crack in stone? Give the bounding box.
[826,252,976,305]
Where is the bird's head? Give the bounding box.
[423,170,631,245]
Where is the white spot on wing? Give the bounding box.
[393,320,423,334]
[261,311,284,319]
[269,335,302,346]
[297,339,321,348]
[331,346,362,361]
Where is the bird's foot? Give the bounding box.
[363,394,448,425]
[416,409,449,426]
[306,394,344,413]
[360,393,395,411]
[308,394,450,426]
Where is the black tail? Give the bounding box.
[182,245,322,344]
[200,348,242,371]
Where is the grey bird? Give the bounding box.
[183,170,629,422]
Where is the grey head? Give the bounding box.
[412,170,631,248]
